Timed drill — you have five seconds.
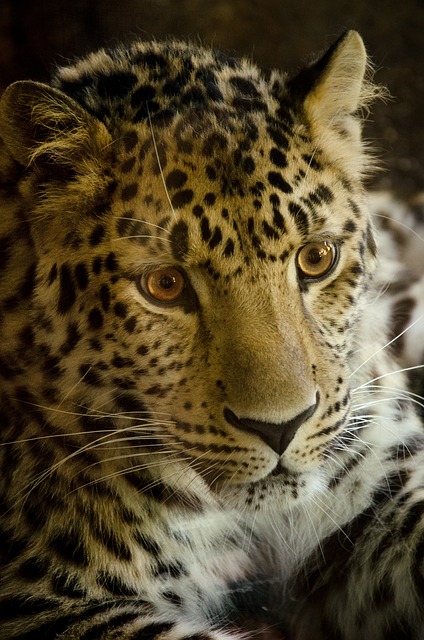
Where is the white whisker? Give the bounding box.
[147,106,177,219]
[349,314,424,378]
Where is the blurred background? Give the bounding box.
[1,0,423,195]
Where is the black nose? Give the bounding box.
[224,393,319,456]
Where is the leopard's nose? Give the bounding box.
[224,392,319,456]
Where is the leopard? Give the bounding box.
[0,28,423,640]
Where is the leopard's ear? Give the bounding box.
[288,31,381,175]
[0,80,111,168]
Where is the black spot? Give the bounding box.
[192,204,204,218]
[115,393,148,415]
[61,322,81,355]
[121,156,136,174]
[267,126,289,150]
[268,171,292,194]
[0,356,22,379]
[232,96,267,112]
[130,84,156,107]
[242,156,255,174]
[112,355,134,368]
[121,183,138,201]
[100,285,110,311]
[163,71,191,97]
[223,238,235,257]
[134,50,168,70]
[288,201,309,235]
[137,345,149,356]
[230,76,260,97]
[272,207,286,232]
[19,263,36,301]
[170,221,189,261]
[270,148,287,168]
[88,308,104,329]
[153,560,187,579]
[343,219,357,233]
[196,67,223,102]
[97,571,138,596]
[122,130,139,153]
[366,223,377,257]
[302,153,321,170]
[206,165,217,180]
[165,169,188,190]
[92,256,103,274]
[79,364,103,386]
[209,227,222,249]
[202,132,228,157]
[315,184,334,204]
[105,252,118,271]
[171,189,193,209]
[18,325,35,349]
[58,264,76,314]
[136,623,173,640]
[114,302,128,318]
[124,316,137,333]
[52,571,87,598]
[89,224,106,246]
[181,86,205,106]
[204,192,216,206]
[74,263,89,290]
[132,100,160,122]
[50,529,90,566]
[48,263,58,285]
[42,354,63,378]
[262,221,279,240]
[162,591,183,606]
[97,71,138,99]
[201,217,212,242]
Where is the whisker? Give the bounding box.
[147,105,177,219]
[114,235,172,243]
[116,216,171,235]
[349,314,424,378]
[353,363,424,390]
[374,211,424,246]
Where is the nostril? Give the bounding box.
[224,392,319,456]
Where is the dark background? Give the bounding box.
[1,0,423,195]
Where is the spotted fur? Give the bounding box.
[0,31,423,640]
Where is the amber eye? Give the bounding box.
[296,241,337,279]
[142,267,186,302]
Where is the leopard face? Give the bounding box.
[0,32,378,512]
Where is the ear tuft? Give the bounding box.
[305,31,368,122]
[0,80,111,168]
[289,31,385,176]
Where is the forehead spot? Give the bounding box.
[121,183,139,201]
[170,221,189,261]
[122,130,139,153]
[166,170,188,190]
[171,190,194,209]
[267,171,293,194]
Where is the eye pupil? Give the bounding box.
[307,248,324,264]
[297,241,337,279]
[159,275,176,290]
[142,267,186,303]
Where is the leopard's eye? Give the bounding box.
[140,267,186,303]
[296,241,338,279]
